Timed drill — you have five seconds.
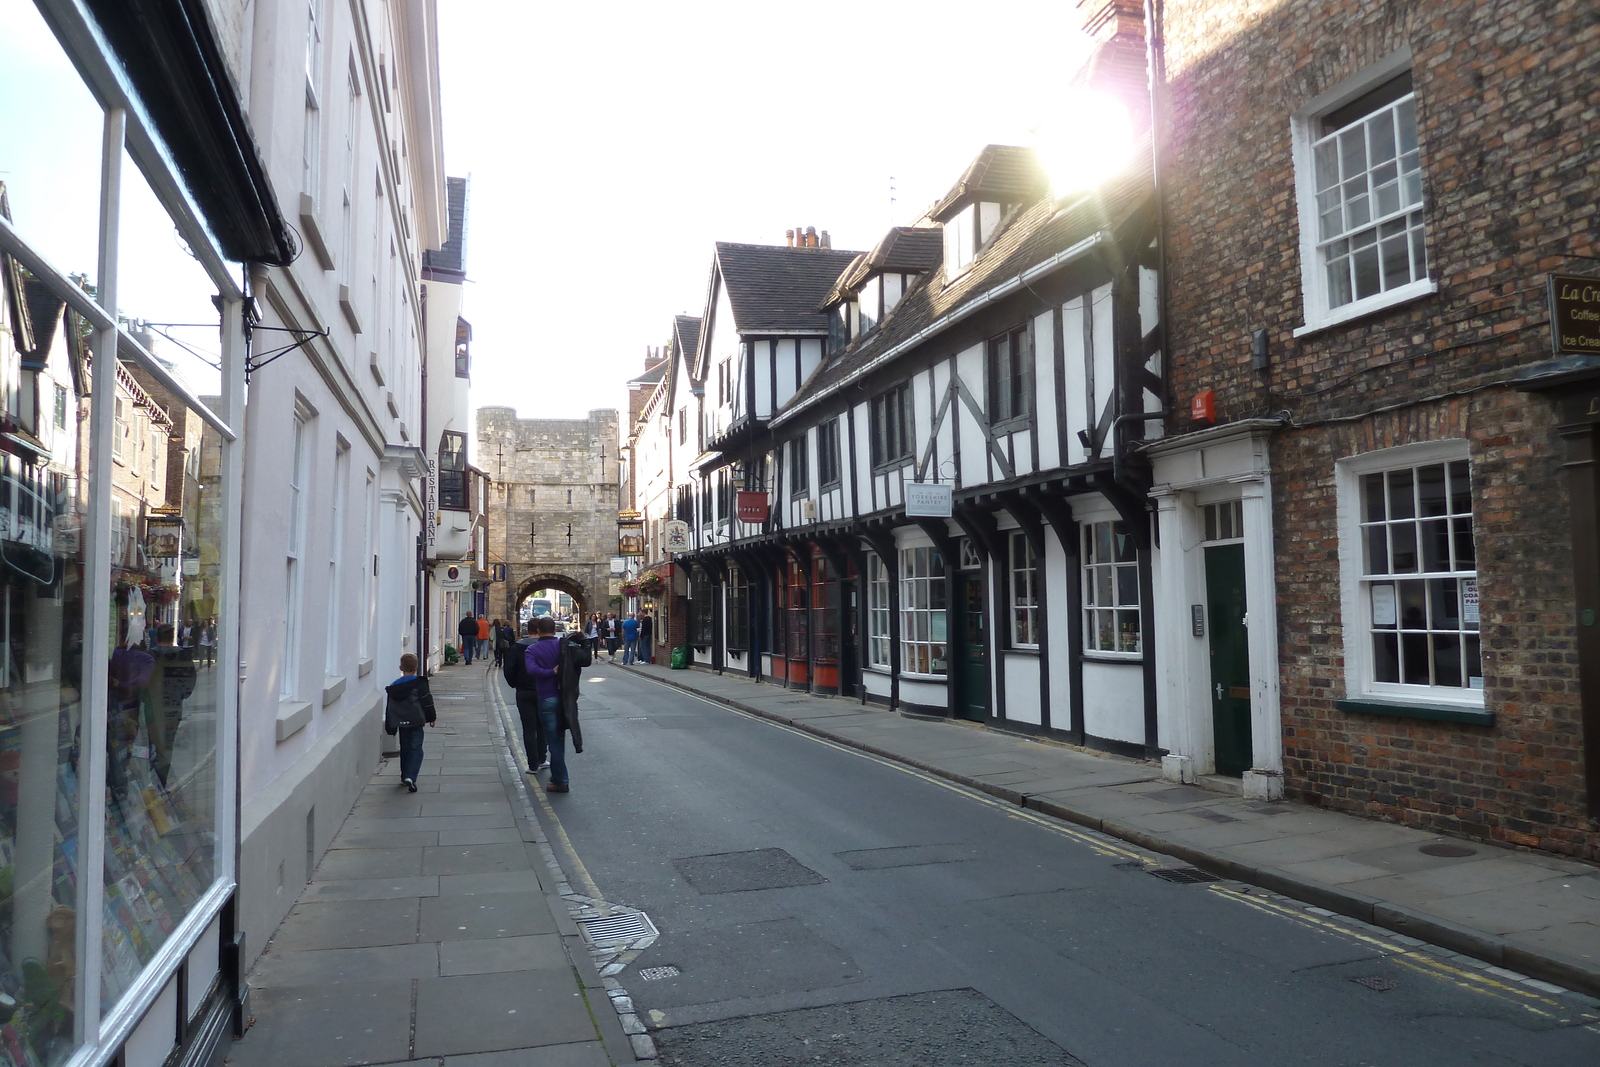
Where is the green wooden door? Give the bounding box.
[955,575,988,721]
[1206,544,1252,776]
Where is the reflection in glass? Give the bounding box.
[100,366,221,1015]
[0,0,105,286]
[0,254,92,1065]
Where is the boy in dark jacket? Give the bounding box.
[385,653,436,791]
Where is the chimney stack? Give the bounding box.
[1074,0,1151,129]
[805,226,817,247]
[820,230,831,249]
[785,229,795,247]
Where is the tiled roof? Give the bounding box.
[714,243,861,335]
[423,176,469,275]
[927,144,1049,222]
[776,144,1153,427]
[19,276,64,367]
[629,360,667,387]
[822,227,944,308]
[673,315,702,363]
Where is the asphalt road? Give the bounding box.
[512,663,1600,1067]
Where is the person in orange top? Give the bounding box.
[476,614,490,663]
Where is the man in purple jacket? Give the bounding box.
[523,616,570,792]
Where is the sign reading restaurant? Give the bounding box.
[1549,273,1600,355]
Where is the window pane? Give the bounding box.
[1116,565,1139,607]
[1094,523,1111,563]
[1391,522,1417,572]
[103,386,223,1014]
[1366,526,1389,574]
[1363,473,1386,522]
[1399,579,1427,628]
[1397,98,1418,154]
[1380,231,1411,288]
[1112,523,1135,562]
[1465,636,1482,685]
[1374,632,1400,682]
[1448,461,1471,513]
[1339,127,1367,179]
[1432,633,1461,687]
[1452,516,1476,570]
[1387,469,1416,519]
[1096,610,1115,650]
[1314,140,1339,191]
[1353,242,1381,299]
[1421,518,1450,572]
[1417,464,1447,516]
[1095,567,1113,606]
[1430,578,1460,629]
[1117,610,1141,653]
[1370,109,1397,164]
[1327,253,1354,308]
[1401,632,1431,684]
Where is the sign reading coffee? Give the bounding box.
[1548,273,1600,355]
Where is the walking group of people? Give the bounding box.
[389,606,659,795]
[578,611,653,665]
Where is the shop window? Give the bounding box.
[726,565,749,652]
[811,556,838,664]
[689,568,714,645]
[1341,443,1480,700]
[1010,531,1039,647]
[1083,520,1140,655]
[438,430,467,510]
[786,558,809,663]
[899,546,946,675]
[868,553,891,668]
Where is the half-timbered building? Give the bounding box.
[674,142,1170,759]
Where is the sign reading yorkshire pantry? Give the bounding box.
[1548,273,1600,354]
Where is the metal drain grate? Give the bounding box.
[578,912,657,948]
[1351,974,1399,992]
[1149,867,1221,884]
[638,966,680,981]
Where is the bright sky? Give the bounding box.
[439,1,1093,426]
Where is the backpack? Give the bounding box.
[385,687,426,732]
[502,640,529,690]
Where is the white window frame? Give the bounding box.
[1009,531,1039,649]
[898,545,947,677]
[1082,519,1141,657]
[325,439,349,677]
[282,409,311,700]
[1337,439,1482,708]
[867,553,891,669]
[1291,49,1436,336]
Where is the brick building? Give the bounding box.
[1150,0,1600,857]
[479,408,622,626]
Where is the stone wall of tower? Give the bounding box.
[478,407,621,626]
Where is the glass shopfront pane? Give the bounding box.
[101,382,223,1015]
[0,0,106,287]
[0,266,92,1064]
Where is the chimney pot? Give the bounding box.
[785,229,794,247]
[805,226,817,248]
[820,230,831,249]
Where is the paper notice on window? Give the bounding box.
[1462,578,1479,625]
[1371,583,1397,626]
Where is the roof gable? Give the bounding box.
[928,144,1049,223]
[712,242,861,336]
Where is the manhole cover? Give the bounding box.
[578,912,657,948]
[1419,842,1477,858]
[1149,867,1220,885]
[1351,974,1399,991]
[638,966,680,981]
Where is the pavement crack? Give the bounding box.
[407,976,419,1057]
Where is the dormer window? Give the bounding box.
[942,201,1006,279]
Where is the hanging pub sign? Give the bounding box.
[904,482,953,518]
[145,516,183,559]
[438,563,469,592]
[618,515,644,556]
[664,519,691,554]
[1548,273,1600,355]
[736,491,769,523]
[490,562,507,583]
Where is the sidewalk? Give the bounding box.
[617,659,1600,1000]
[225,664,643,1067]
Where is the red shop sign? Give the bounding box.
[736,491,770,523]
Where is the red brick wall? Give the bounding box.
[1161,0,1600,857]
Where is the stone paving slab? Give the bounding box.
[230,666,640,1066]
[620,659,1600,999]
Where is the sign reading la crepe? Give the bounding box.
[1549,273,1600,355]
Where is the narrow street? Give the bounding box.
[506,664,1600,1067]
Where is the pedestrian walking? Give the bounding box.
[457,613,478,665]
[504,618,548,772]
[384,653,436,792]
[621,612,639,665]
[198,618,215,668]
[492,619,511,668]
[519,616,589,793]
[476,614,490,661]
[603,613,620,659]
[638,612,653,664]
[585,613,601,657]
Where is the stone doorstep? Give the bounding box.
[617,659,1600,1001]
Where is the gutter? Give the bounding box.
[771,230,1109,428]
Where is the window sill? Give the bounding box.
[992,416,1034,434]
[898,670,948,681]
[321,674,346,706]
[1336,696,1494,726]
[275,700,313,741]
[1004,646,1041,656]
[1294,278,1438,338]
[1082,652,1143,664]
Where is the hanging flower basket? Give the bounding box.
[620,583,640,598]
[638,573,666,598]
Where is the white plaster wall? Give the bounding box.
[1034,310,1059,469]
[1082,660,1144,744]
[899,677,948,710]
[1045,528,1073,726]
[1003,653,1042,725]
[863,670,891,698]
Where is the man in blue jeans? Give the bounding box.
[621,612,639,664]
[523,616,571,791]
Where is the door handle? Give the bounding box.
[1214,683,1223,700]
